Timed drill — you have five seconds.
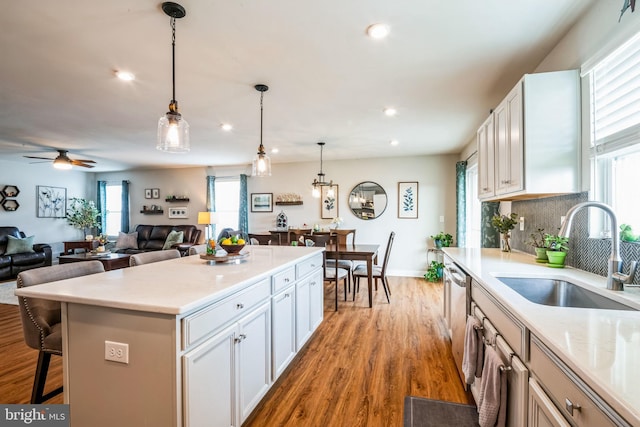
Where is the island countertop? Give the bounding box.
[443,247,640,425]
[14,245,323,316]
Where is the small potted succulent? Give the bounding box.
[544,233,569,267]
[527,228,548,262]
[431,232,453,249]
[491,213,518,252]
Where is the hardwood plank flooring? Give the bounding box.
[0,276,470,426]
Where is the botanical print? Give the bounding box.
[321,185,339,219]
[37,185,67,218]
[397,182,418,218]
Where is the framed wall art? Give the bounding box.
[37,185,67,218]
[251,193,273,212]
[320,185,339,219]
[152,188,160,199]
[398,181,418,219]
[145,188,152,199]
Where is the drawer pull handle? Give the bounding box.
[236,303,244,309]
[310,264,316,268]
[285,293,290,298]
[234,334,247,343]
[565,398,581,416]
[310,281,316,286]
[284,278,290,282]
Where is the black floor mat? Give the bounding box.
[404,396,479,427]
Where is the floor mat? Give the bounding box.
[0,281,18,305]
[404,396,479,427]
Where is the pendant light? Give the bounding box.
[157,2,190,153]
[311,142,334,198]
[252,84,271,177]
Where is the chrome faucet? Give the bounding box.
[559,201,637,291]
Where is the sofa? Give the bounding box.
[0,227,52,280]
[113,225,201,256]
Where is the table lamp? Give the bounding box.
[198,211,218,241]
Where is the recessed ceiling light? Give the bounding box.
[390,140,399,146]
[384,107,397,117]
[220,123,233,131]
[271,148,279,154]
[367,23,390,39]
[115,70,135,81]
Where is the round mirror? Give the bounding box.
[348,181,387,220]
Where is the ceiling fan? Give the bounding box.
[24,149,96,169]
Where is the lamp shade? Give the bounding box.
[198,211,218,225]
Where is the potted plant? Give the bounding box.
[424,260,444,282]
[430,232,453,249]
[527,228,548,262]
[66,198,101,238]
[491,213,518,252]
[544,233,569,267]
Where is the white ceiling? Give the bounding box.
[0,0,595,172]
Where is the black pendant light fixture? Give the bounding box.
[252,84,271,177]
[157,2,190,153]
[311,142,334,198]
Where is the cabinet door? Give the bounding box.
[529,378,571,427]
[183,323,238,427]
[238,301,272,423]
[477,114,495,199]
[296,277,312,350]
[495,83,524,195]
[272,285,296,380]
[308,269,324,332]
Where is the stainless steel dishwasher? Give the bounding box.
[443,254,472,386]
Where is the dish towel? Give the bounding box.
[477,345,508,427]
[462,315,484,384]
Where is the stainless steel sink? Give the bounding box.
[496,277,637,311]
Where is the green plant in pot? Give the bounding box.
[544,233,569,268]
[430,232,453,249]
[491,213,518,252]
[424,260,444,282]
[66,197,101,238]
[527,228,548,262]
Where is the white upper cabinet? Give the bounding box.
[478,69,580,201]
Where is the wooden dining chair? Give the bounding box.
[304,234,348,310]
[353,231,395,304]
[248,233,275,245]
[269,231,283,245]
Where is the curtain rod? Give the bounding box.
[464,150,478,162]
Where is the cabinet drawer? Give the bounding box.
[272,267,295,294]
[182,278,271,349]
[530,335,629,427]
[471,280,525,356]
[296,253,323,279]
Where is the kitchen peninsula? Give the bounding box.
[444,248,640,427]
[15,245,324,427]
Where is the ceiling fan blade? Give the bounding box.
[73,159,96,163]
[24,155,55,160]
[70,160,95,168]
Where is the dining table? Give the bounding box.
[324,243,379,308]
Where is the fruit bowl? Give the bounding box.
[220,243,245,254]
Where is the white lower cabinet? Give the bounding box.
[272,283,296,380]
[529,377,571,427]
[183,301,271,427]
[296,269,324,350]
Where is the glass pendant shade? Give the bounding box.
[312,185,321,198]
[157,109,190,152]
[252,150,271,177]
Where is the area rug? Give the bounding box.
[404,396,479,427]
[0,281,18,305]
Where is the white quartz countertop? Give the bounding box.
[15,246,323,316]
[443,248,640,425]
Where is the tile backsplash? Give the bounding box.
[509,192,640,285]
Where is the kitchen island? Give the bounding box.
[15,245,325,427]
[444,248,640,426]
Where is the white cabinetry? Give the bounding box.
[477,69,580,201]
[296,269,324,350]
[529,377,571,427]
[272,283,296,380]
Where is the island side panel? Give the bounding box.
[65,303,180,427]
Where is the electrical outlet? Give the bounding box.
[105,341,129,364]
[439,215,445,223]
[519,217,525,231]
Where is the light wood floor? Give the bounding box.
[0,276,471,426]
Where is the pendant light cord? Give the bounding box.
[259,91,264,151]
[171,17,176,102]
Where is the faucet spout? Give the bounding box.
[560,201,624,290]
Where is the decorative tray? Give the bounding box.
[90,251,112,257]
[200,251,250,263]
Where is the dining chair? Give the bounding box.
[17,261,106,403]
[188,244,207,255]
[129,249,181,266]
[304,234,348,310]
[248,233,275,245]
[353,231,395,304]
[268,231,283,245]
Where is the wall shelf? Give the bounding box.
[1,185,19,198]
[275,201,303,206]
[165,197,190,203]
[2,199,19,211]
[140,209,164,215]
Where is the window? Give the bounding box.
[465,163,481,248]
[588,31,640,236]
[215,179,240,231]
[105,184,122,236]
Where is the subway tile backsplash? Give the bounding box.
[509,192,640,285]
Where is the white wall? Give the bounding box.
[0,160,95,255]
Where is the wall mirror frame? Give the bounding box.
[348,181,387,220]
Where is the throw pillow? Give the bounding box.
[5,235,35,255]
[163,230,184,250]
[115,231,138,250]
